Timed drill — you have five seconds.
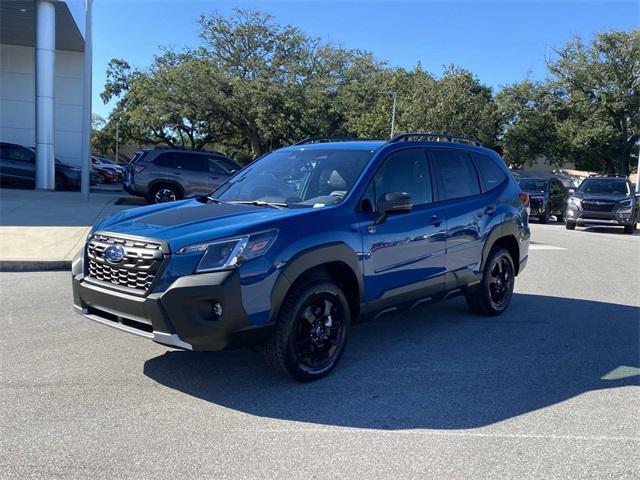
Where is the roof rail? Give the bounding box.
[152,145,227,156]
[388,132,482,146]
[294,136,359,146]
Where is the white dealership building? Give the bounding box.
[0,0,91,192]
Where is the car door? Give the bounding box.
[0,144,36,186]
[550,179,566,214]
[175,153,211,197]
[430,148,487,289]
[359,148,447,309]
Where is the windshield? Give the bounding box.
[579,179,629,195]
[212,148,375,207]
[519,179,548,193]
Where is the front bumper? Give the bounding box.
[72,268,273,351]
[565,206,635,226]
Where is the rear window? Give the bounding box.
[431,149,481,200]
[471,153,507,191]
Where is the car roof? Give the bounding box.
[278,140,386,152]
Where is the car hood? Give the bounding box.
[93,198,307,252]
[573,192,628,201]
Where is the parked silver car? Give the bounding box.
[123,147,242,203]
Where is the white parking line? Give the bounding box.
[529,244,567,251]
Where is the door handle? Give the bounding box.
[173,171,182,175]
[429,215,442,226]
[484,206,495,216]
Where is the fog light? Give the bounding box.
[212,302,223,320]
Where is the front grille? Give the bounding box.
[86,233,166,294]
[530,197,543,209]
[582,200,616,212]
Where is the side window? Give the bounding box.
[177,153,207,172]
[153,153,175,168]
[215,157,240,173]
[431,149,481,200]
[470,153,507,192]
[374,149,432,206]
[2,146,34,162]
[208,157,238,175]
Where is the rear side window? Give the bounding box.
[431,149,481,200]
[176,153,207,172]
[471,153,507,192]
[153,153,175,168]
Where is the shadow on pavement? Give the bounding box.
[143,293,639,430]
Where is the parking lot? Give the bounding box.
[1,222,638,479]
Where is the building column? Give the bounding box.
[35,0,56,190]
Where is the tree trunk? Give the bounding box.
[248,130,262,159]
[618,148,631,176]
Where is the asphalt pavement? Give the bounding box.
[1,222,638,479]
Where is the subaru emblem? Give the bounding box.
[104,244,125,264]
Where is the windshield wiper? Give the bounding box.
[226,200,288,210]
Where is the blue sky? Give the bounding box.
[92,0,638,118]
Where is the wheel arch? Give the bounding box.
[147,179,185,199]
[482,225,522,276]
[270,243,363,324]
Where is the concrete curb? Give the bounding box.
[0,260,71,272]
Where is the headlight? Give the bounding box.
[176,230,278,273]
[568,197,581,206]
[618,199,633,208]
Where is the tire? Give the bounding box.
[623,224,635,234]
[148,183,181,204]
[264,276,351,381]
[465,247,515,316]
[555,212,563,222]
[54,174,67,191]
[539,206,550,224]
[565,221,576,230]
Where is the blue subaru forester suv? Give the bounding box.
[72,133,530,381]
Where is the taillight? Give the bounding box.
[134,165,146,174]
[519,191,530,214]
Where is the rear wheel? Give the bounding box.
[555,211,563,222]
[148,183,181,204]
[264,276,350,381]
[465,247,515,316]
[565,221,576,230]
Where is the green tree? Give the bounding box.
[495,79,563,168]
[548,29,640,174]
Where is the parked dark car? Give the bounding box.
[565,175,639,233]
[518,177,569,223]
[0,142,97,190]
[123,147,242,203]
[73,133,530,381]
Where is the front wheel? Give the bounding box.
[264,277,350,381]
[539,206,550,224]
[565,221,576,230]
[623,223,636,234]
[465,247,515,316]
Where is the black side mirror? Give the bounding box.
[375,192,412,224]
